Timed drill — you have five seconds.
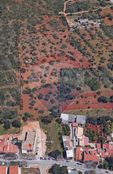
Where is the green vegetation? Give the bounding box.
[0,0,113,134]
[101,25,113,39]
[86,77,100,91]
[66,0,110,13]
[56,122,62,135]
[12,119,21,128]
[98,157,113,171]
[0,71,17,86]
[86,116,113,125]
[103,121,113,135]
[85,130,97,142]
[48,150,61,160]
[0,88,20,106]
[70,38,80,48]
[0,124,20,135]
[60,66,113,101]
[85,116,113,142]
[0,0,64,19]
[62,125,70,136]
[49,164,68,174]
[22,112,31,122]
[40,118,63,154]
[0,23,20,71]
[98,95,113,103]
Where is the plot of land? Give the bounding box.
[22,168,40,174]
[0,0,113,134]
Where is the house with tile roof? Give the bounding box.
[61,114,87,160]
[61,113,113,163]
[9,166,21,174]
[75,146,83,161]
[0,139,19,154]
[0,166,7,174]
[83,147,99,163]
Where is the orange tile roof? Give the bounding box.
[0,166,7,174]
[9,166,18,174]
[83,147,99,162]
[4,143,19,153]
[0,140,19,154]
[0,141,4,152]
[75,146,83,161]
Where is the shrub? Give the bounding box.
[3,120,11,129]
[87,78,100,91]
[98,96,108,103]
[62,125,70,136]
[12,120,21,128]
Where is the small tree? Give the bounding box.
[49,164,68,174]
[48,150,61,160]
[41,116,52,124]
[103,160,109,169]
[3,120,10,129]
[22,112,31,121]
[62,125,70,136]
[12,120,21,128]
[98,96,108,103]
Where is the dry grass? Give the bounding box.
[0,125,20,135]
[22,168,40,174]
[39,119,63,154]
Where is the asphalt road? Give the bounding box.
[0,158,112,174]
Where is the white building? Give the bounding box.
[62,135,74,159]
[61,113,86,125]
[22,129,38,154]
[61,113,76,124]
[66,149,74,159]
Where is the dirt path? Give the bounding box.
[59,0,113,27]
[0,84,19,89]
[65,4,113,15]
[0,106,19,110]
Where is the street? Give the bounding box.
[0,157,112,174]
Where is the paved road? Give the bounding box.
[95,168,113,174]
[0,158,112,174]
[27,159,92,173]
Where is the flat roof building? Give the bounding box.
[62,136,73,150]
[22,129,37,154]
[61,113,86,125]
[21,122,46,156]
[61,113,76,123]
[76,127,83,139]
[62,136,74,159]
[76,115,86,125]
[66,149,74,159]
